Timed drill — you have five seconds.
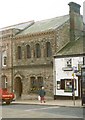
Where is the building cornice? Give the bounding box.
[14,30,55,40]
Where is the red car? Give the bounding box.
[0,88,15,105]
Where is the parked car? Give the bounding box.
[0,88,15,105]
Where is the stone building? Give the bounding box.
[0,2,84,99]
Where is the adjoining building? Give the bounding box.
[53,2,85,99]
[0,2,84,99]
[53,37,85,99]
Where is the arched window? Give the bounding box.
[30,77,36,91]
[17,46,22,59]
[35,43,41,58]
[4,56,7,65]
[30,76,43,93]
[26,45,31,58]
[2,51,7,67]
[46,42,52,57]
[37,77,43,88]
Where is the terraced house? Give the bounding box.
[0,2,84,99]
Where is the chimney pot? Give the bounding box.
[68,2,81,14]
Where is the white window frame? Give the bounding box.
[5,77,8,88]
[65,58,72,67]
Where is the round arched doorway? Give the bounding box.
[14,77,22,99]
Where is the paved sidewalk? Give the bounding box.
[13,99,83,107]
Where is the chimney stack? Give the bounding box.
[68,2,82,42]
[68,2,81,14]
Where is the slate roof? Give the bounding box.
[55,37,85,57]
[17,15,69,36]
[0,21,34,32]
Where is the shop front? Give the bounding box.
[54,56,83,99]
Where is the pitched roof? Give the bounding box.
[55,37,85,57]
[17,15,69,36]
[0,21,34,38]
[0,21,34,32]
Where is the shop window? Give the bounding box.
[60,79,65,89]
[64,79,72,92]
[26,45,31,58]
[60,79,76,92]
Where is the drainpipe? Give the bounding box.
[53,56,56,99]
[11,30,13,92]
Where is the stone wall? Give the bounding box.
[1,32,13,92]
[12,21,70,98]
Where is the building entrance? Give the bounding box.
[14,77,22,99]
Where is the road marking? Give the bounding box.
[25,106,59,112]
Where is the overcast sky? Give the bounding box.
[0,0,84,28]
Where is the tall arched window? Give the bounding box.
[35,43,41,58]
[46,42,52,57]
[2,51,7,67]
[26,45,31,58]
[17,46,22,59]
[30,76,43,93]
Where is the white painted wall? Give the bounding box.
[54,56,83,96]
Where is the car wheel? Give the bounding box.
[6,101,10,105]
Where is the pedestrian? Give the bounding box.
[39,86,46,103]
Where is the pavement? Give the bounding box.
[13,99,83,107]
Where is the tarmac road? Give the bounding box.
[1,104,84,119]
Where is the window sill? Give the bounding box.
[62,67,73,71]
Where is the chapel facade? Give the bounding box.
[0,2,83,99]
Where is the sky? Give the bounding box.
[0,0,84,28]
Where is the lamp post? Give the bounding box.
[72,72,75,105]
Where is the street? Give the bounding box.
[1,103,84,119]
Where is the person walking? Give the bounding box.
[39,86,46,103]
